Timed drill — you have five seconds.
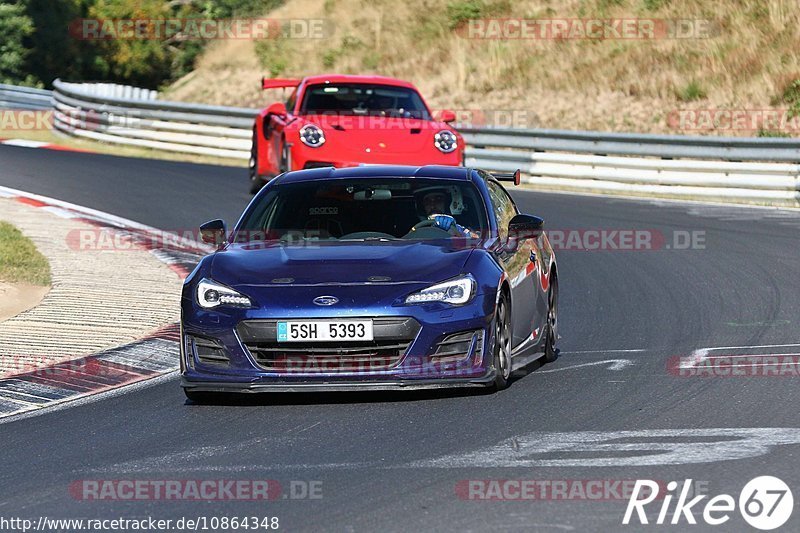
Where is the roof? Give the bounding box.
[274,165,473,184]
[300,74,418,90]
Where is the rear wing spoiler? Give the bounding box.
[491,169,521,186]
[261,77,301,90]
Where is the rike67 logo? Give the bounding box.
[624,476,793,530]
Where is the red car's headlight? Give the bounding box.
[299,124,326,147]
[434,130,458,153]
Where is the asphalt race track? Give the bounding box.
[1,144,800,531]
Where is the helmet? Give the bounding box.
[415,186,465,217]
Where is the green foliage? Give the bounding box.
[780,79,800,118]
[0,221,51,286]
[255,36,289,77]
[446,0,484,29]
[676,80,707,102]
[362,51,380,71]
[321,48,339,69]
[0,0,283,88]
[0,2,36,85]
[201,0,282,18]
[642,0,668,10]
[444,0,512,30]
[756,129,790,138]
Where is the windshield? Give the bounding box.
[299,83,431,119]
[236,178,487,243]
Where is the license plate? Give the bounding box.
[277,320,374,342]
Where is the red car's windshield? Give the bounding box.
[299,83,431,120]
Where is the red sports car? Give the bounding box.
[249,74,464,193]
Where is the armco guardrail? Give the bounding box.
[31,80,800,205]
[0,83,53,110]
[57,81,158,101]
[459,126,800,162]
[52,79,254,159]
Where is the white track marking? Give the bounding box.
[40,206,78,219]
[2,139,47,148]
[560,349,646,354]
[76,428,800,472]
[537,359,634,373]
[516,188,800,213]
[0,184,210,251]
[411,428,800,468]
[704,353,800,359]
[711,362,798,368]
[681,343,800,368]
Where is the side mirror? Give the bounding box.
[508,214,544,241]
[200,219,227,247]
[266,102,287,119]
[439,109,457,123]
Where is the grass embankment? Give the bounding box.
[164,0,800,135]
[0,221,51,286]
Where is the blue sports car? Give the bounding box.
[180,165,558,400]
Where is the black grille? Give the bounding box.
[189,335,230,366]
[237,317,421,372]
[432,330,483,362]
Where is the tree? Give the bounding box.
[0,1,37,85]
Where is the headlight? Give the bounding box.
[434,130,457,153]
[299,124,325,147]
[405,275,475,305]
[196,278,252,309]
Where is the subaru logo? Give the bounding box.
[313,295,339,306]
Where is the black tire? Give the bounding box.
[492,292,513,390]
[248,131,264,194]
[541,276,559,363]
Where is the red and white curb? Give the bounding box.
[0,186,211,419]
[0,138,92,153]
[0,327,180,418]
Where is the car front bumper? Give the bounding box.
[290,144,463,170]
[180,296,497,393]
[181,372,496,393]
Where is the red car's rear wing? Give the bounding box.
[261,77,301,89]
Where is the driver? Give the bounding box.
[416,189,476,237]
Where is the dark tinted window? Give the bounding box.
[299,84,430,119]
[238,178,486,242]
[487,180,518,240]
